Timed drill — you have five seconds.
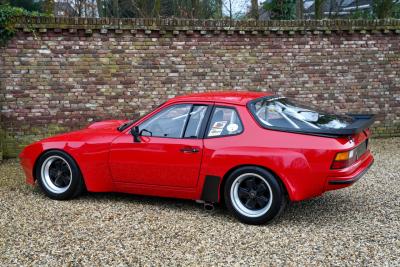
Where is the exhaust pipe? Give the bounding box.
[195,200,215,212]
[203,202,214,212]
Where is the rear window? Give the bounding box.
[249,97,355,131]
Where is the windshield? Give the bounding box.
[117,101,167,132]
[249,97,355,131]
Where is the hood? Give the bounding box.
[38,120,128,143]
[87,120,127,130]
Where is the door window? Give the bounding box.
[207,107,243,137]
[139,104,191,138]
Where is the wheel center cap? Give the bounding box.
[249,191,257,198]
[57,170,62,177]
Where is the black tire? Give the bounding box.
[35,150,85,200]
[224,166,287,225]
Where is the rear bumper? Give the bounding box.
[325,151,374,191]
[328,158,373,185]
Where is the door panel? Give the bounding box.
[109,135,203,188]
[109,103,210,188]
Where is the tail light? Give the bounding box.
[331,140,368,169]
[331,150,356,169]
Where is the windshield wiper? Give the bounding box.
[117,120,134,132]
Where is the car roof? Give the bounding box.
[167,91,273,106]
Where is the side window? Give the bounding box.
[207,107,243,137]
[139,104,191,138]
[184,105,208,138]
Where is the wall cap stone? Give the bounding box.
[11,16,400,34]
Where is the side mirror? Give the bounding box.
[140,129,152,137]
[130,126,141,142]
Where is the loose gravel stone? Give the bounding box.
[0,138,399,266]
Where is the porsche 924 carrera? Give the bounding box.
[20,92,374,224]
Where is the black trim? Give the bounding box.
[247,96,376,137]
[201,175,221,203]
[328,159,374,185]
[182,104,195,138]
[203,105,244,139]
[196,104,214,139]
[202,105,216,139]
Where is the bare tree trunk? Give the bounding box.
[334,0,345,17]
[250,0,259,19]
[222,0,233,20]
[131,0,147,18]
[328,0,333,18]
[216,0,223,18]
[153,0,161,17]
[229,0,232,20]
[84,2,86,17]
[74,0,82,16]
[296,0,303,19]
[112,0,118,17]
[315,0,324,19]
[191,0,199,18]
[96,0,103,17]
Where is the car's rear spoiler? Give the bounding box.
[289,114,374,137]
[340,114,375,135]
[289,114,375,137]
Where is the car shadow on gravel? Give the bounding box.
[20,175,365,225]
[75,191,234,218]
[72,190,359,225]
[80,191,203,210]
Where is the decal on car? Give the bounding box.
[208,121,228,136]
[226,123,239,132]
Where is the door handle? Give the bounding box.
[180,147,200,153]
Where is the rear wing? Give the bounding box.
[340,114,375,135]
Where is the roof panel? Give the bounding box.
[168,91,273,105]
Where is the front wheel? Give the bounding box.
[224,167,287,225]
[35,150,85,200]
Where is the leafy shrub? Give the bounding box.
[263,0,296,20]
[0,4,47,45]
[372,0,400,19]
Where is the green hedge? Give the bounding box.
[0,4,48,45]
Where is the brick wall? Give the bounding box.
[0,17,399,158]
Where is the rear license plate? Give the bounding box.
[355,140,367,160]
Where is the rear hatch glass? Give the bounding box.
[248,96,373,136]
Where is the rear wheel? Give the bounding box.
[224,167,287,225]
[35,150,84,200]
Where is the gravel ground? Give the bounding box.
[0,138,399,266]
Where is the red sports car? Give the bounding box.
[20,92,374,224]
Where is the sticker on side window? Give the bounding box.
[226,123,239,132]
[208,121,227,136]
